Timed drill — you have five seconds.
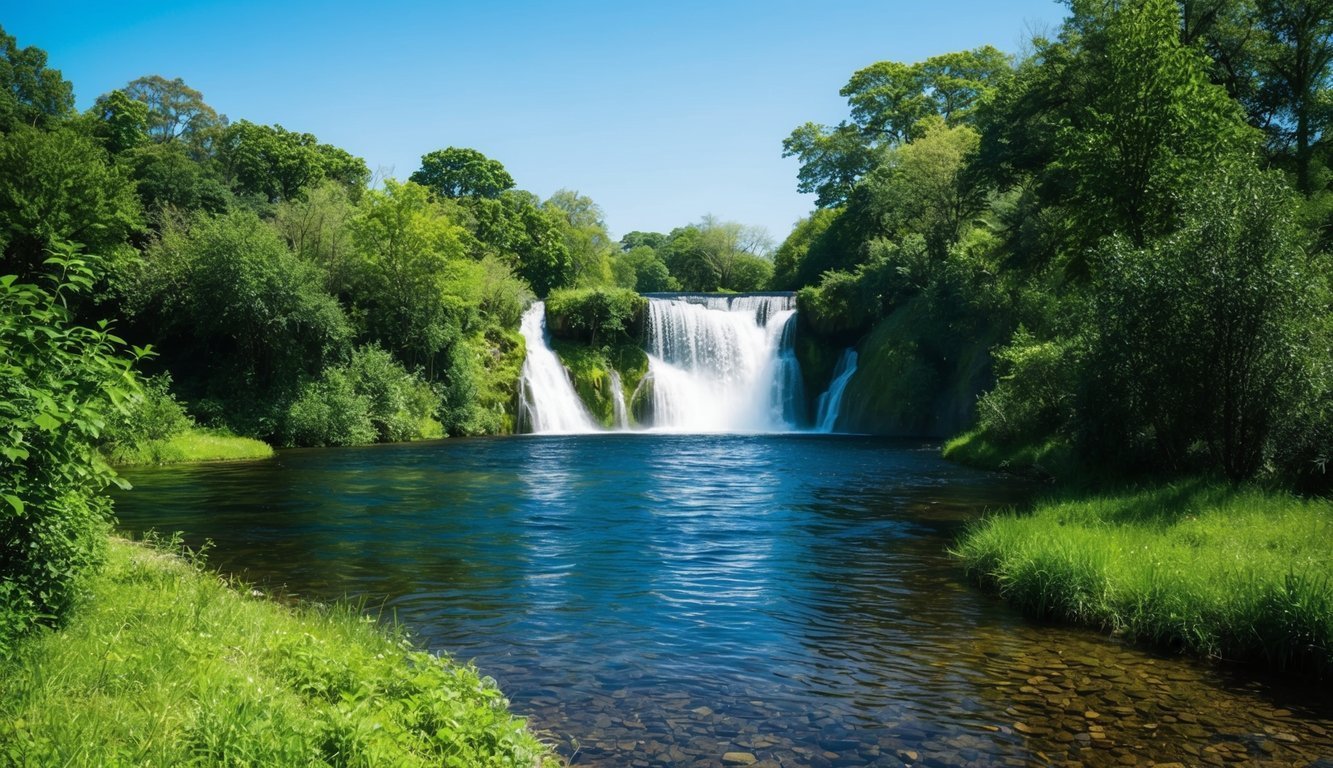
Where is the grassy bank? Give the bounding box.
[942,427,1077,482]
[954,480,1333,678]
[0,537,556,767]
[106,427,275,466]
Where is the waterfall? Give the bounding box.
[814,348,858,433]
[642,294,804,432]
[517,302,597,434]
[608,370,630,430]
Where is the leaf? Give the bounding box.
[3,495,23,515]
[33,412,61,432]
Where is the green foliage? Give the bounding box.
[544,189,614,287]
[552,341,649,428]
[1082,164,1327,478]
[545,287,647,346]
[974,326,1077,446]
[347,180,470,376]
[345,345,439,443]
[783,45,1010,207]
[0,250,143,655]
[0,537,557,766]
[0,126,142,291]
[106,428,274,466]
[611,245,679,292]
[124,142,232,215]
[658,217,774,292]
[410,147,515,199]
[0,26,74,132]
[955,481,1333,678]
[284,367,377,448]
[771,208,839,290]
[87,89,149,155]
[101,373,193,462]
[123,75,222,145]
[130,210,351,436]
[464,191,573,297]
[216,120,370,203]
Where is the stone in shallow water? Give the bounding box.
[722,751,757,765]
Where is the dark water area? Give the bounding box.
[112,435,1333,767]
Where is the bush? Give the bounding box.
[975,326,1077,444]
[283,368,375,448]
[0,250,142,655]
[1081,164,1328,478]
[544,287,646,345]
[101,373,193,461]
[346,345,438,443]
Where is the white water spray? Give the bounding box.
[814,348,858,433]
[642,294,805,432]
[517,302,597,434]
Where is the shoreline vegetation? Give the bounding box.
[103,427,276,466]
[0,536,557,767]
[945,433,1333,680]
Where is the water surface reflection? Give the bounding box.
[114,435,1333,767]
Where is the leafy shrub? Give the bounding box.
[0,250,142,655]
[101,373,193,461]
[975,326,1077,444]
[346,345,438,443]
[283,369,375,448]
[545,287,647,345]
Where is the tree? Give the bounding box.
[123,75,223,144]
[1062,0,1257,246]
[784,46,1011,208]
[612,245,678,292]
[88,89,149,155]
[130,210,351,433]
[1255,0,1333,194]
[544,189,614,287]
[857,117,983,258]
[0,27,74,132]
[347,179,470,376]
[214,120,370,203]
[1083,163,1326,478]
[464,191,572,296]
[410,147,515,199]
[0,127,142,291]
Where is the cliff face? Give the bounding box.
[823,296,1004,438]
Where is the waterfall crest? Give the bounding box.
[643,294,803,432]
[517,302,597,434]
[814,348,858,433]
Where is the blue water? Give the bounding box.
[112,435,1333,767]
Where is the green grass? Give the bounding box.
[954,480,1333,678]
[942,427,1078,482]
[0,536,558,767]
[107,427,275,466]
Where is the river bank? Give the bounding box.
[0,536,556,767]
[104,427,276,466]
[946,434,1333,680]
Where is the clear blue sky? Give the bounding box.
[6,1,1069,243]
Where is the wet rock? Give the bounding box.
[721,752,757,766]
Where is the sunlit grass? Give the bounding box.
[106,428,275,466]
[0,537,558,767]
[954,480,1333,677]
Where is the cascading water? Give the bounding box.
[642,294,804,432]
[814,348,858,433]
[517,302,597,434]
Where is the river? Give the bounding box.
[112,434,1333,767]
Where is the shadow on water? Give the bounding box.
[114,435,1333,767]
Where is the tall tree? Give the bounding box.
[1255,0,1333,193]
[0,26,73,132]
[123,75,223,144]
[544,189,614,287]
[410,147,515,199]
[784,46,1011,208]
